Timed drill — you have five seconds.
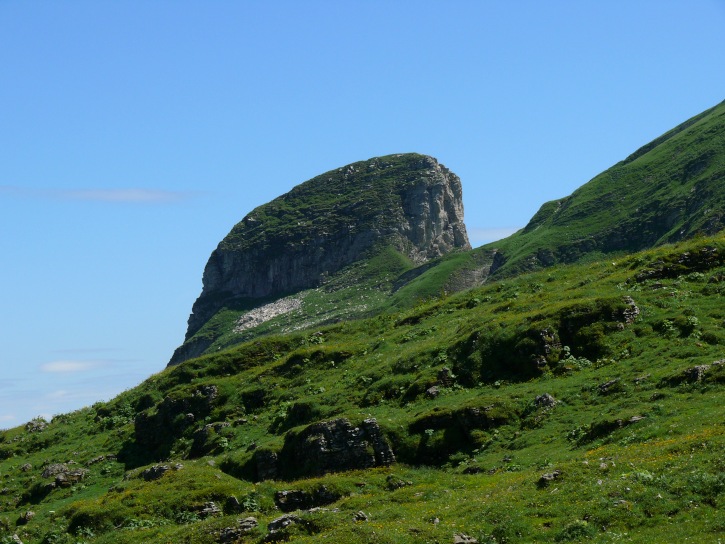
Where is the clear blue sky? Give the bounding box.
[2,1,724,429]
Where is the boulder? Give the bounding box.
[24,419,47,433]
[353,511,368,522]
[534,393,557,408]
[219,517,259,542]
[598,378,621,395]
[54,469,88,488]
[17,511,34,525]
[41,464,69,478]
[274,490,310,512]
[274,485,341,512]
[426,386,440,399]
[141,465,171,481]
[198,502,221,518]
[538,470,562,488]
[253,449,279,481]
[279,418,394,479]
[267,513,301,534]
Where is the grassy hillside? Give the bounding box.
[487,99,725,277]
[2,234,723,543]
[175,100,725,365]
[180,242,499,360]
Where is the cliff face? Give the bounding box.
[169,153,470,365]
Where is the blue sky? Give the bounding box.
[2,1,724,429]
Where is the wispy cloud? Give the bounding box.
[1,186,196,203]
[47,390,71,399]
[62,189,189,202]
[52,347,123,355]
[40,360,104,373]
[468,226,521,245]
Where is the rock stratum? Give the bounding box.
[170,153,470,365]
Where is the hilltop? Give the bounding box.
[170,153,472,365]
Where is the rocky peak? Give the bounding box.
[169,153,469,365]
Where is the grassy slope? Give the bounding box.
[486,99,725,277]
[186,100,725,361]
[2,234,724,544]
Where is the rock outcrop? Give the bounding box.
[170,153,470,365]
[251,418,395,481]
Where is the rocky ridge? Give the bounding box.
[170,153,470,365]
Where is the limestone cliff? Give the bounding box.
[169,153,470,365]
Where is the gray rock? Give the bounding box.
[134,385,219,453]
[199,501,221,518]
[41,464,69,478]
[454,534,479,544]
[353,511,368,521]
[534,393,557,408]
[621,296,640,323]
[141,465,170,481]
[225,495,241,513]
[191,421,231,455]
[275,485,341,512]
[239,517,259,531]
[11,535,23,544]
[684,365,710,382]
[86,454,116,465]
[55,469,88,488]
[267,513,301,533]
[426,386,440,398]
[219,517,259,542]
[24,419,47,433]
[253,449,279,481]
[538,469,562,487]
[275,490,311,512]
[437,367,453,387]
[279,418,395,479]
[539,327,562,357]
[386,475,412,490]
[598,378,621,395]
[19,464,32,472]
[18,511,35,525]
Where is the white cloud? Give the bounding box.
[62,188,188,202]
[40,360,102,373]
[0,186,194,203]
[467,226,521,245]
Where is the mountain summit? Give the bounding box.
[170,153,470,365]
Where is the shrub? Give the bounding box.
[555,519,594,541]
